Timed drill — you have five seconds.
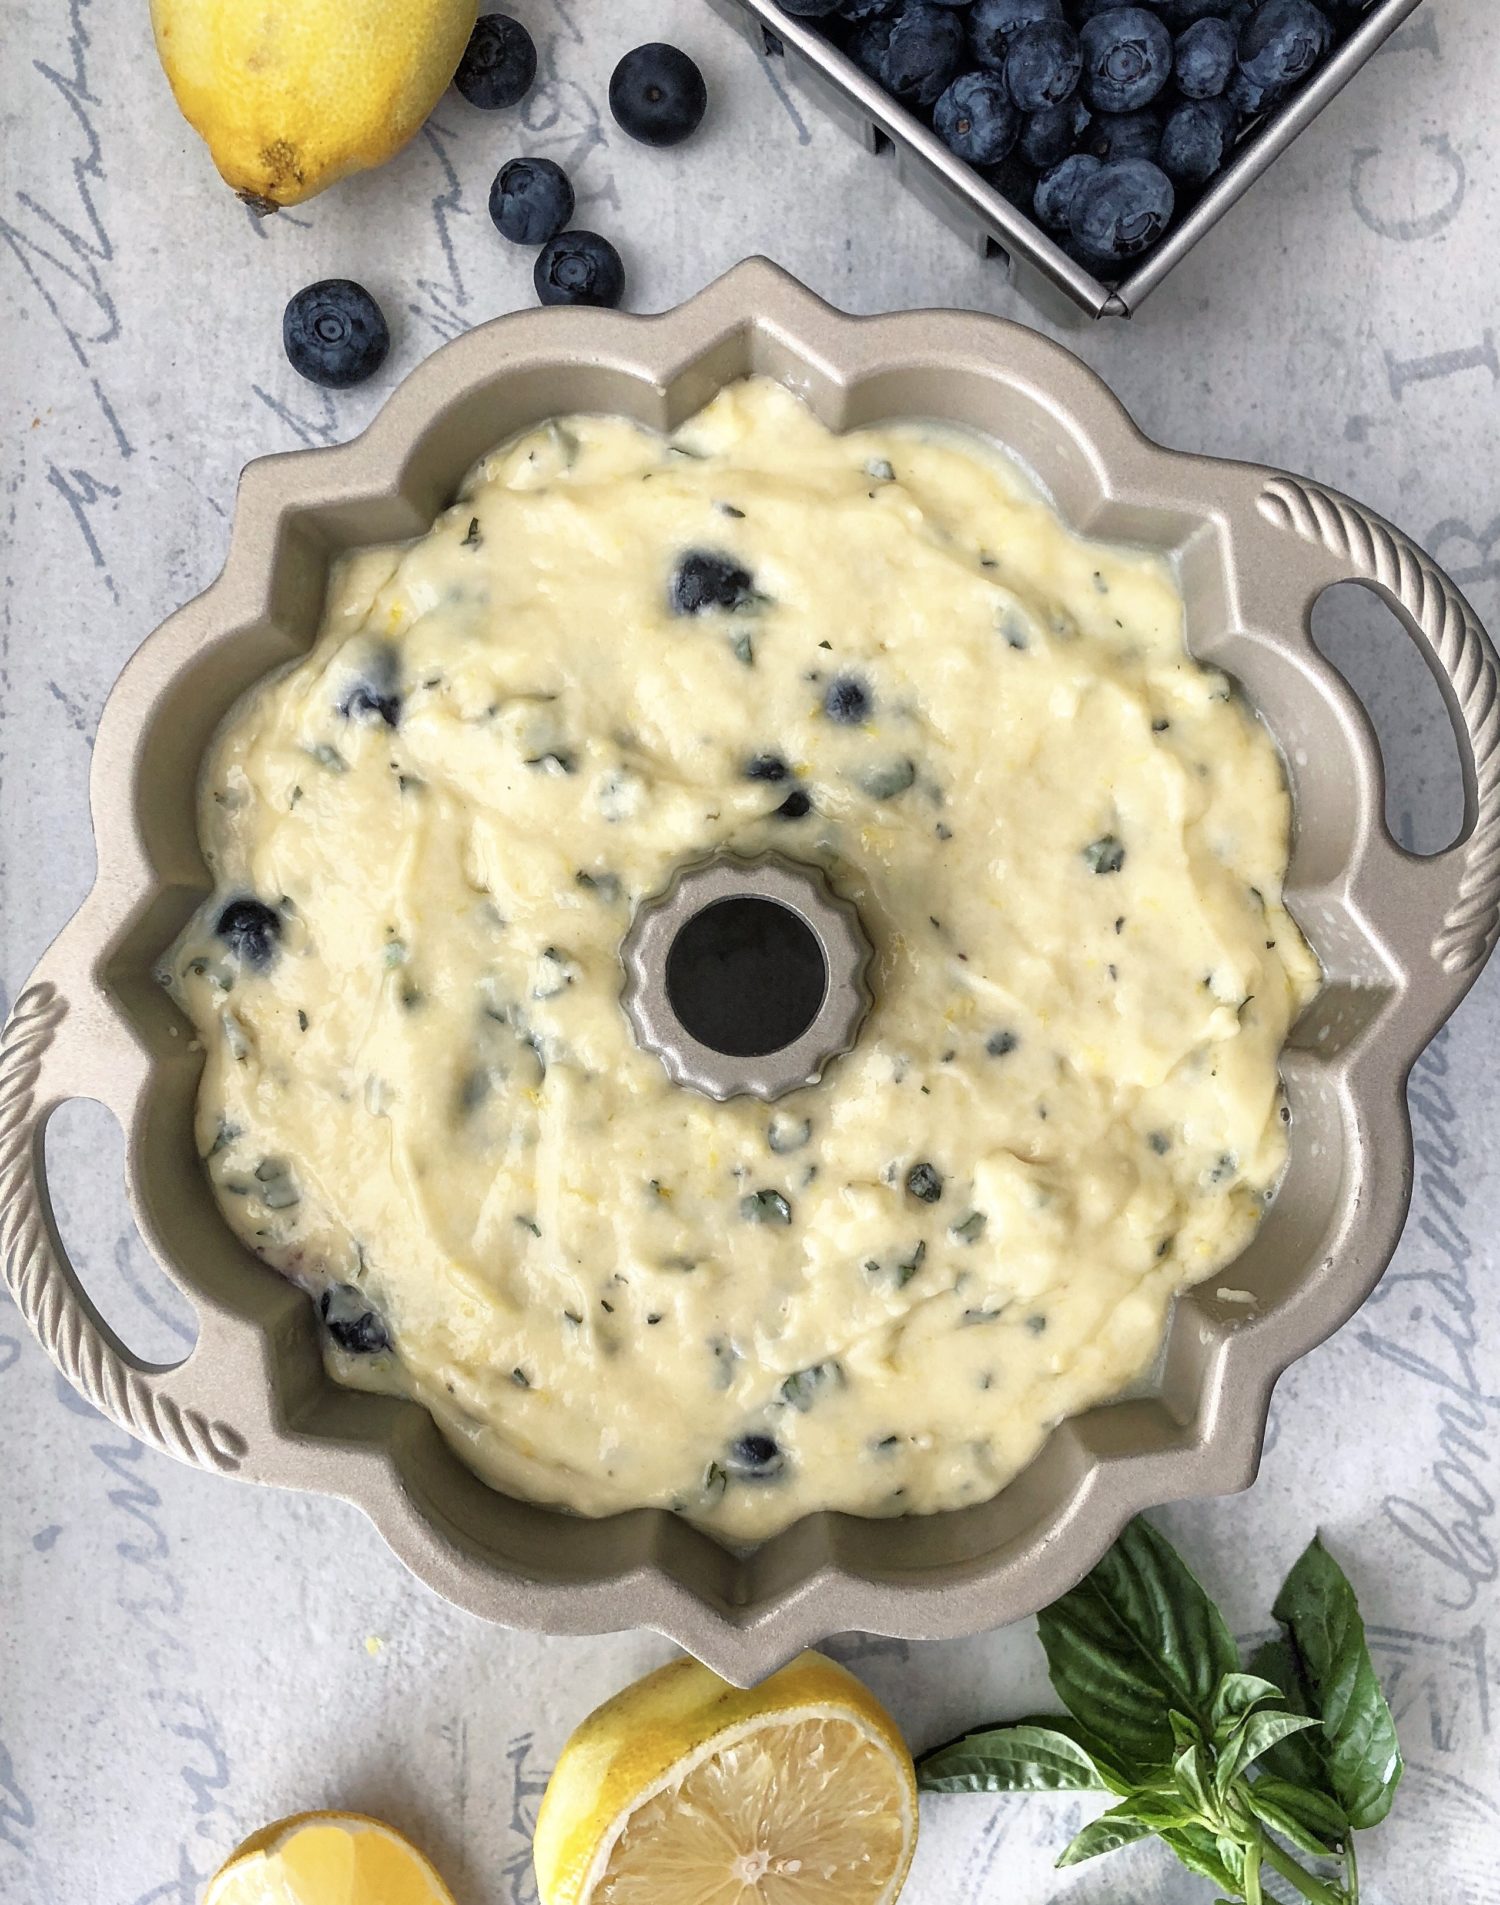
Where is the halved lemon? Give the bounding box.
[533,1650,917,1905]
[201,1811,456,1905]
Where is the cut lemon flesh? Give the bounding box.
[534,1652,916,1905]
[201,1811,456,1905]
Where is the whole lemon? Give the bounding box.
[150,0,479,209]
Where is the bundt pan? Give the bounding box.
[3,261,1497,1685]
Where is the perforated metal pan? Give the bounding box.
[3,261,1497,1684]
[709,0,1426,321]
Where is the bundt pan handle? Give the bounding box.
[1255,473,1500,995]
[0,936,252,1475]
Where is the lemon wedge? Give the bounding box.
[201,1812,456,1905]
[532,1650,917,1905]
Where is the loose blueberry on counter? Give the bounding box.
[671,551,757,616]
[489,156,575,245]
[881,4,965,106]
[823,674,871,723]
[1159,95,1239,185]
[967,0,1064,74]
[1069,157,1174,262]
[216,897,281,970]
[320,1285,391,1355]
[1174,15,1237,97]
[1079,7,1173,112]
[727,1432,785,1478]
[1086,107,1162,161]
[1018,94,1091,167]
[933,71,1018,166]
[1033,151,1101,230]
[906,1160,944,1202]
[609,43,708,146]
[534,231,625,308]
[1004,20,1082,111]
[454,14,538,109]
[1236,0,1332,104]
[282,280,389,390]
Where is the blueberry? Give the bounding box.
[216,898,282,970]
[933,71,1019,164]
[967,0,1063,74]
[1086,107,1162,161]
[745,753,790,782]
[728,1432,784,1477]
[609,42,707,146]
[882,3,965,105]
[906,1160,943,1202]
[1159,95,1239,185]
[320,1285,391,1355]
[282,281,389,390]
[534,231,625,308]
[339,681,401,727]
[1079,7,1173,112]
[1236,0,1332,103]
[1004,20,1081,110]
[823,674,871,723]
[671,551,756,614]
[1174,16,1237,97]
[775,0,841,13]
[775,790,813,820]
[846,15,897,77]
[489,156,575,245]
[837,0,901,21]
[1069,157,1174,260]
[982,151,1042,207]
[1033,151,1102,230]
[454,14,537,109]
[1019,95,1092,167]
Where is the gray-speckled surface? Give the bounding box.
[3,2,1498,1899]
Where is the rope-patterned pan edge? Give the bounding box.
[0,983,246,1472]
[1259,475,1500,977]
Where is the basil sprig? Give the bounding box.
[918,1520,1403,1904]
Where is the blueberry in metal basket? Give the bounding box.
[775,0,842,14]
[1069,156,1175,261]
[1079,6,1173,113]
[847,15,897,77]
[966,0,1062,76]
[933,70,1019,165]
[1004,19,1082,111]
[609,43,708,147]
[216,897,282,970]
[1174,15,1237,97]
[1018,94,1092,168]
[1033,151,1101,231]
[838,0,903,21]
[534,231,625,308]
[982,150,1041,208]
[1236,0,1333,102]
[489,156,574,245]
[1159,95,1240,185]
[1086,107,1162,161]
[454,14,537,109]
[282,280,389,390]
[882,3,965,106]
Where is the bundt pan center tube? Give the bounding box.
[2,260,1497,1686]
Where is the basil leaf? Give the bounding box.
[1055,1804,1155,1867]
[1243,1775,1348,1858]
[1160,1823,1245,1892]
[1214,1709,1322,1795]
[1271,1534,1405,1827]
[916,1724,1109,1794]
[1245,1638,1328,1794]
[1036,1518,1240,1772]
[1210,1672,1283,1740]
[1172,1741,1214,1818]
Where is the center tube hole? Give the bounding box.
[664,896,828,1058]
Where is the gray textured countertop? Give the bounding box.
[3,2,1497,1900]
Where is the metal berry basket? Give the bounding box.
[710,0,1425,320]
